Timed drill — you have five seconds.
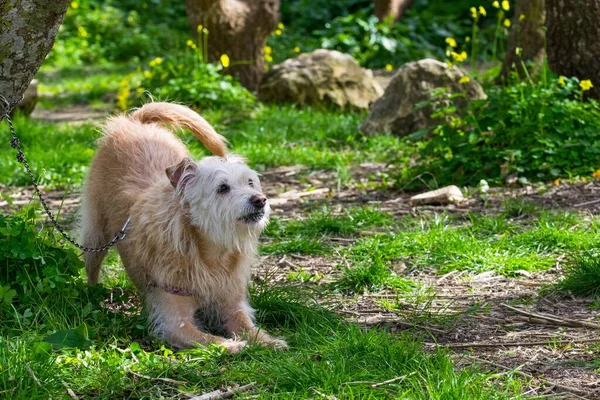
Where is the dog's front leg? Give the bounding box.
[221,298,288,350]
[147,290,247,353]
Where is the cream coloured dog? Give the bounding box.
[80,102,285,353]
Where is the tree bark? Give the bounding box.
[500,0,545,80]
[0,0,69,115]
[373,0,416,23]
[546,0,600,99]
[184,0,280,92]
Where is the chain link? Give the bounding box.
[1,94,130,253]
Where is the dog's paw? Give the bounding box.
[221,340,248,354]
[259,337,288,351]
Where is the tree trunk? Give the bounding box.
[0,0,69,115]
[373,0,416,23]
[546,0,600,99]
[184,0,280,92]
[500,0,545,80]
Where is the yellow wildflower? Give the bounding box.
[275,29,282,35]
[479,6,486,16]
[385,64,393,72]
[470,7,478,18]
[148,57,163,67]
[519,14,526,22]
[294,46,301,53]
[220,54,230,68]
[136,87,145,94]
[264,46,272,54]
[143,71,153,79]
[553,178,561,186]
[186,39,197,49]
[558,76,566,86]
[202,28,209,35]
[71,1,79,8]
[492,1,499,8]
[265,54,273,63]
[580,79,594,91]
[465,36,471,42]
[445,37,457,48]
[459,76,471,84]
[502,0,509,11]
[197,24,203,32]
[515,47,522,56]
[593,169,600,179]
[451,51,468,62]
[277,22,284,30]
[77,26,88,38]
[503,18,511,27]
[446,61,453,68]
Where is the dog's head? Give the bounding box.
[166,155,270,248]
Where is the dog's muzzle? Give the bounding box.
[239,194,267,223]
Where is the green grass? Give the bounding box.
[36,64,135,109]
[0,285,524,399]
[557,251,600,298]
[0,105,412,188]
[0,115,98,187]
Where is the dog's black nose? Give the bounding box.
[250,194,267,209]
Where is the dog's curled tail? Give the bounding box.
[130,102,228,157]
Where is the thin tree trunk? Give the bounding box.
[184,0,280,92]
[546,0,600,99]
[500,0,545,80]
[374,0,416,23]
[0,0,69,115]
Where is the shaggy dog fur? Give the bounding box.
[80,102,286,353]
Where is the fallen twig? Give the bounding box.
[358,315,446,334]
[26,365,42,387]
[573,198,600,208]
[310,388,338,400]
[189,382,256,400]
[371,372,416,388]
[501,303,600,329]
[127,369,188,385]
[463,355,592,399]
[429,337,600,349]
[62,381,79,399]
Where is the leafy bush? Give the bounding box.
[406,77,600,187]
[280,0,371,34]
[128,44,256,111]
[270,0,496,69]
[48,0,188,66]
[0,209,83,310]
[317,11,456,68]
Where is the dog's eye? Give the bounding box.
[217,184,230,194]
[248,179,254,187]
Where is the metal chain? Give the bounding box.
[1,94,130,253]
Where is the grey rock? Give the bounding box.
[360,59,486,136]
[259,49,383,110]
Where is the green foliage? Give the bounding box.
[272,0,493,68]
[133,53,255,111]
[0,209,83,306]
[280,0,371,34]
[318,11,454,68]
[557,252,600,298]
[47,0,188,66]
[408,77,600,187]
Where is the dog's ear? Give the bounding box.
[166,157,197,190]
